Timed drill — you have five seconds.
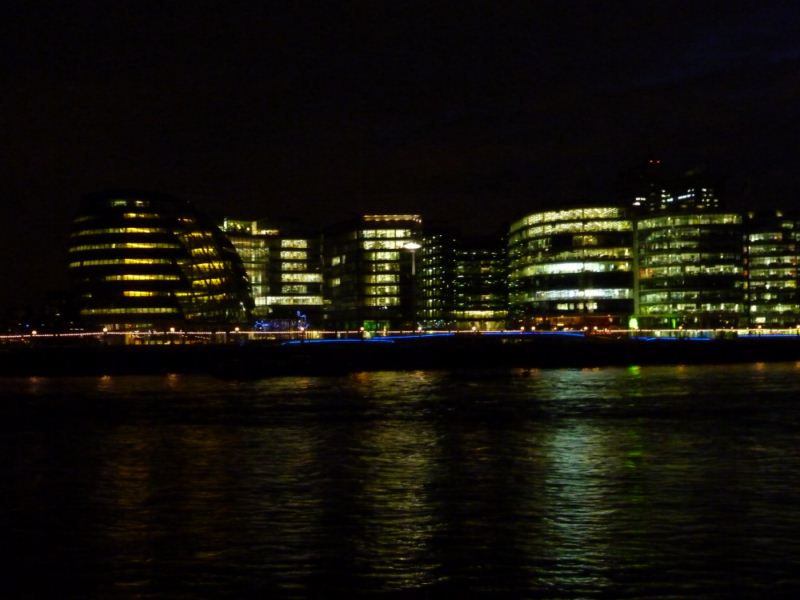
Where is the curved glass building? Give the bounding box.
[508,207,634,328]
[68,191,252,330]
[636,212,745,328]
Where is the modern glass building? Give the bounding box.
[508,207,634,329]
[323,215,422,330]
[621,160,721,213]
[745,211,800,327]
[417,232,507,330]
[68,191,252,331]
[417,230,457,329]
[635,212,745,328]
[220,218,323,328]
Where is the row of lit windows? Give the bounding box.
[71,227,167,236]
[640,253,739,266]
[644,240,704,251]
[122,212,160,219]
[363,274,399,283]
[361,240,410,250]
[528,288,632,301]
[281,239,308,248]
[750,292,798,300]
[108,199,149,208]
[190,246,219,256]
[749,268,797,277]
[281,273,323,282]
[364,251,400,261]
[749,280,797,289]
[364,297,401,306]
[637,214,742,230]
[190,292,231,302]
[363,214,421,223]
[100,274,180,281]
[748,232,785,242]
[282,285,307,294]
[640,303,742,314]
[191,278,225,287]
[748,244,795,255]
[191,261,225,271]
[640,265,741,278]
[749,256,797,267]
[280,250,307,260]
[363,262,396,273]
[123,290,170,297]
[514,207,625,229]
[510,247,632,264]
[69,242,181,252]
[70,258,174,268]
[282,262,308,271]
[555,302,598,311]
[266,296,324,305]
[359,229,413,240]
[81,307,179,315]
[514,261,631,276]
[640,291,742,303]
[364,285,399,296]
[750,304,800,313]
[512,220,633,239]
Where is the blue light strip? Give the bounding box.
[281,338,396,346]
[381,333,456,340]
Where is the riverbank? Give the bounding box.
[3,333,800,377]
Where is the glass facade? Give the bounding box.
[635,213,745,328]
[418,231,507,330]
[323,215,422,330]
[220,219,323,327]
[745,211,800,327]
[68,192,252,331]
[508,207,634,328]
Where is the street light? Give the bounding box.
[403,241,421,275]
[402,241,422,331]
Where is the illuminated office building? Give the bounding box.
[635,212,745,328]
[68,191,251,330]
[622,160,721,212]
[417,230,457,329]
[418,232,507,330]
[508,207,634,328]
[220,219,323,327]
[323,215,422,330]
[745,210,800,327]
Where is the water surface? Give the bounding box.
[3,364,800,597]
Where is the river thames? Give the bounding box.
[3,363,800,597]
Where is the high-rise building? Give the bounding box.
[417,229,457,329]
[745,210,800,327]
[68,191,252,331]
[508,206,634,329]
[323,215,422,330]
[220,218,323,328]
[621,160,721,213]
[417,231,508,330]
[635,212,745,328]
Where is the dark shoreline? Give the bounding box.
[3,334,800,377]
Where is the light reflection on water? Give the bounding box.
[4,364,800,596]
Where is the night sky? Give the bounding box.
[4,1,800,308]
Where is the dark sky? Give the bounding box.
[4,1,800,308]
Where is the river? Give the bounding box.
[3,363,800,597]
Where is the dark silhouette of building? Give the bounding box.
[68,191,252,331]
